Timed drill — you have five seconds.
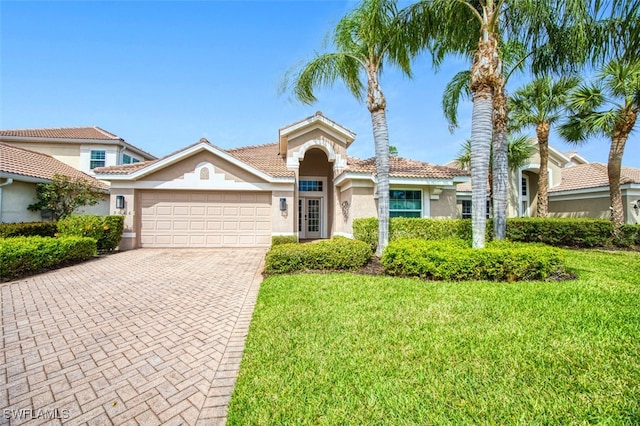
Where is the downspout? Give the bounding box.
[0,178,14,223]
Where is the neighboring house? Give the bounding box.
[95,113,469,250]
[453,143,640,224]
[0,127,156,176]
[0,143,109,223]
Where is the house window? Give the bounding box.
[122,154,140,164]
[460,199,490,219]
[390,190,422,218]
[299,180,323,192]
[521,175,530,217]
[462,200,472,219]
[90,150,106,169]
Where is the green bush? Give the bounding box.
[353,217,624,249]
[57,214,124,251]
[506,218,613,247]
[0,222,58,238]
[0,236,97,282]
[272,235,299,246]
[613,224,640,248]
[353,217,479,251]
[381,238,565,281]
[265,237,372,275]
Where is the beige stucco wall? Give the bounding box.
[4,142,82,170]
[271,190,295,235]
[287,128,348,161]
[548,196,611,220]
[107,188,137,250]
[339,185,376,236]
[141,151,266,184]
[0,180,43,223]
[429,189,457,218]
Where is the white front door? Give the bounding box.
[299,197,322,239]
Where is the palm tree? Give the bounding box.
[560,60,640,227]
[442,41,527,240]
[285,0,412,255]
[509,75,581,217]
[405,0,628,247]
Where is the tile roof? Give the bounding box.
[345,156,469,180]
[550,162,640,192]
[0,143,109,189]
[0,126,121,140]
[226,143,293,178]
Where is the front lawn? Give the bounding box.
[227,250,640,425]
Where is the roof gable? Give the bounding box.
[278,112,356,156]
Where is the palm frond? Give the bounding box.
[442,70,471,132]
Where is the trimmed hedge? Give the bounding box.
[353,217,631,249]
[272,235,299,246]
[0,222,58,238]
[381,238,566,281]
[57,215,124,252]
[0,236,97,282]
[265,237,372,275]
[507,218,613,247]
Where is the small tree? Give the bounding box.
[28,174,104,221]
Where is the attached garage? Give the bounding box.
[139,190,272,248]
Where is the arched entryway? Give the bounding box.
[298,148,334,239]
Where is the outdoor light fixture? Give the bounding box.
[116,195,125,209]
[279,198,287,211]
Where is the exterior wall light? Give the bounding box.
[116,195,125,209]
[279,198,287,211]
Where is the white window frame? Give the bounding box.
[90,150,106,169]
[298,176,328,238]
[520,173,530,217]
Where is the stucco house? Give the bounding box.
[0,143,109,223]
[95,113,469,249]
[0,127,156,176]
[0,126,157,220]
[454,143,640,224]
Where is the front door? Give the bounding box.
[299,197,322,239]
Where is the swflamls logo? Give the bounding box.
[3,408,70,420]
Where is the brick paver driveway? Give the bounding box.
[1,248,266,425]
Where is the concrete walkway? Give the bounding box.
[1,248,266,425]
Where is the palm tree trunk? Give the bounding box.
[367,71,390,256]
[608,134,628,227]
[492,83,508,240]
[536,123,550,217]
[469,32,500,249]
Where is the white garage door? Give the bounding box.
[140,191,272,248]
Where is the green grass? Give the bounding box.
[227,250,640,425]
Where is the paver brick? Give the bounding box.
[1,248,265,425]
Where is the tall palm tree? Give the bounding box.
[560,60,640,227]
[442,40,527,240]
[509,75,581,217]
[405,0,628,247]
[285,0,412,255]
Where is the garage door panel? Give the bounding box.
[140,191,272,248]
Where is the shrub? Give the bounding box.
[381,238,565,281]
[613,224,640,248]
[506,218,613,247]
[272,235,299,246]
[0,222,58,238]
[0,236,97,282]
[265,237,372,275]
[353,217,480,251]
[57,214,124,251]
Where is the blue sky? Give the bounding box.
[1,0,638,167]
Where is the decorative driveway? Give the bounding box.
[1,248,266,425]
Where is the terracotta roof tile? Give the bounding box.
[550,162,640,192]
[0,126,121,140]
[226,143,293,178]
[94,161,157,175]
[0,143,109,189]
[345,156,469,180]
